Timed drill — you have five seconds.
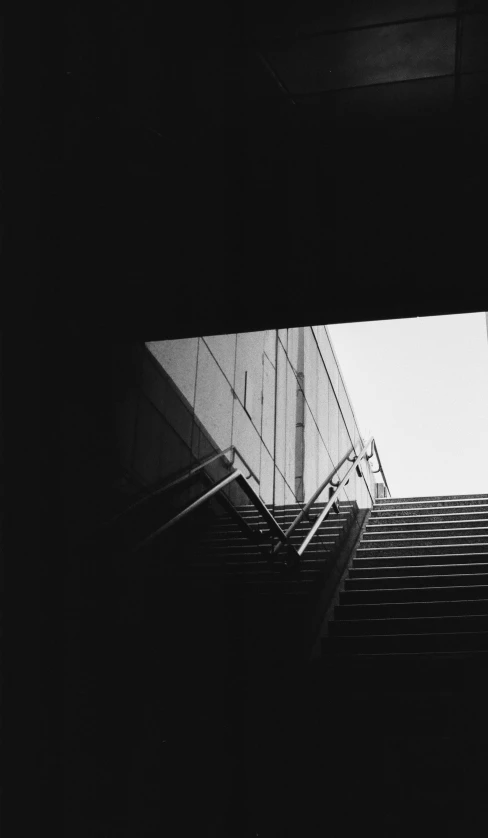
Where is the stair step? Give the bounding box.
[201,533,337,553]
[185,557,325,571]
[368,506,488,528]
[349,562,488,578]
[345,571,488,589]
[334,599,488,619]
[364,527,488,539]
[374,494,488,504]
[365,521,488,533]
[181,577,318,595]
[323,630,488,654]
[340,584,488,604]
[230,508,354,520]
[353,553,488,568]
[230,516,353,529]
[329,614,488,636]
[205,519,347,531]
[180,569,322,584]
[203,526,346,541]
[196,547,334,562]
[356,543,488,555]
[235,502,356,511]
[371,503,488,517]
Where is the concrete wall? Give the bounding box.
[147,332,277,506]
[303,325,375,510]
[146,325,378,511]
[112,341,250,511]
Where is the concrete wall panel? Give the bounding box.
[232,400,261,481]
[262,354,276,456]
[316,360,329,449]
[313,326,339,393]
[194,341,233,452]
[160,379,195,450]
[146,338,198,407]
[304,327,319,422]
[202,334,237,386]
[274,468,285,508]
[285,355,297,494]
[275,341,288,479]
[339,417,350,464]
[260,444,274,505]
[339,381,356,446]
[284,480,296,505]
[317,437,333,502]
[287,327,299,373]
[304,403,320,500]
[327,380,339,466]
[235,331,266,422]
[264,330,276,366]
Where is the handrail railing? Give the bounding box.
[367,439,391,498]
[296,437,375,556]
[272,435,389,557]
[133,468,297,560]
[130,435,389,569]
[272,444,358,552]
[102,445,258,530]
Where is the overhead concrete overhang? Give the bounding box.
[41,1,488,339]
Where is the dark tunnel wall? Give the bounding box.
[53,340,246,539]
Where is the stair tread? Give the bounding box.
[357,545,488,551]
[324,496,488,661]
[375,495,488,503]
[348,567,488,573]
[335,610,488,621]
[343,584,488,595]
[326,629,488,641]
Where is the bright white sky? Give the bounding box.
[326,312,488,499]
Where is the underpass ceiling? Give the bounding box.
[42,1,488,339]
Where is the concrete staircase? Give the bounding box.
[75,492,488,836]
[163,500,360,664]
[325,493,488,656]
[318,494,488,837]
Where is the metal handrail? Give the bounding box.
[102,445,258,529]
[133,468,296,558]
[272,435,390,557]
[271,444,358,555]
[231,448,261,485]
[131,436,389,567]
[367,439,391,498]
[296,437,375,556]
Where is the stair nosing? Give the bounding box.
[332,613,488,624]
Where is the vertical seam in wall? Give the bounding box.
[259,337,265,500]
[282,333,337,480]
[284,330,288,504]
[231,333,237,450]
[315,344,320,492]
[190,338,200,464]
[295,326,305,504]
